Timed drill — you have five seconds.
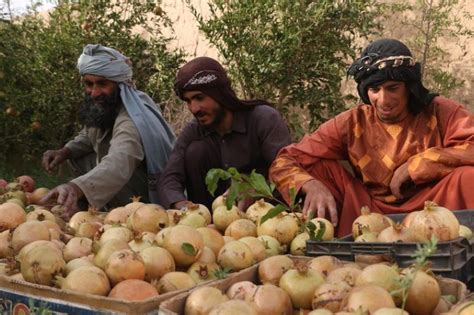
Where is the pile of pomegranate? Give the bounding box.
[182,255,461,315]
[0,176,473,311]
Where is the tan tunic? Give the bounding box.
[65,106,146,209]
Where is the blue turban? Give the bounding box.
[77,44,175,205]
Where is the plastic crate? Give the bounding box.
[306,209,474,288]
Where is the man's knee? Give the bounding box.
[453,166,474,185]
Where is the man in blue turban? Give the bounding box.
[41,44,175,216]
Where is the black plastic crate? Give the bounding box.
[306,209,474,288]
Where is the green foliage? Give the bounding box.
[189,0,383,138]
[181,242,197,256]
[0,0,185,174]
[382,0,473,97]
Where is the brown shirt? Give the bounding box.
[158,105,292,209]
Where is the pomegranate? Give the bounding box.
[124,196,145,212]
[141,246,175,281]
[126,203,169,234]
[377,223,414,242]
[183,202,212,225]
[65,257,94,274]
[68,207,103,230]
[187,262,220,284]
[307,255,341,277]
[372,308,408,315]
[356,264,400,293]
[402,269,440,315]
[238,236,267,262]
[310,217,335,240]
[290,232,310,256]
[156,271,196,293]
[245,199,274,224]
[401,211,419,228]
[223,236,235,243]
[257,235,286,256]
[226,281,257,300]
[63,237,93,262]
[217,240,254,271]
[459,225,473,240]
[75,221,102,238]
[108,279,159,301]
[211,195,227,211]
[185,286,229,315]
[341,285,395,313]
[155,226,171,246]
[246,284,293,315]
[0,179,7,189]
[0,202,26,231]
[93,239,130,269]
[98,226,133,245]
[312,281,351,312]
[20,244,65,285]
[307,310,333,315]
[178,212,207,228]
[197,227,225,256]
[225,219,257,239]
[213,204,244,232]
[326,266,362,287]
[167,209,183,226]
[11,221,50,253]
[16,175,35,193]
[128,234,154,254]
[258,255,294,285]
[0,230,13,258]
[408,201,460,242]
[29,187,50,205]
[451,301,474,314]
[104,206,133,224]
[279,265,325,309]
[104,249,145,285]
[17,240,63,262]
[257,213,299,246]
[352,206,393,239]
[197,246,216,263]
[209,299,257,315]
[162,225,204,267]
[56,265,110,296]
[26,208,56,223]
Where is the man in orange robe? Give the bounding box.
[269,38,474,236]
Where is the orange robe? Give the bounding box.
[270,96,474,236]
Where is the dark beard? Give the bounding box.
[78,89,120,130]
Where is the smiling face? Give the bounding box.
[367,80,411,124]
[182,90,227,128]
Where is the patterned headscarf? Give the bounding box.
[77,44,176,204]
[174,57,270,111]
[347,38,435,114]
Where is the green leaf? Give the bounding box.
[227,167,242,180]
[205,168,231,196]
[181,242,197,256]
[288,187,297,207]
[249,170,272,196]
[306,221,316,239]
[260,204,287,225]
[314,220,326,241]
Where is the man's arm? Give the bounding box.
[406,99,474,185]
[269,115,348,224]
[64,128,94,159]
[71,112,145,209]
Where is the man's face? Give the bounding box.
[78,74,120,130]
[182,91,226,128]
[367,80,410,124]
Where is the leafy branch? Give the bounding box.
[390,236,438,311]
[205,167,325,240]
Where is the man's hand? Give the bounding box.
[173,200,189,210]
[301,179,338,227]
[390,162,412,199]
[39,182,84,218]
[42,148,71,172]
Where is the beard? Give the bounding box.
[78,88,121,130]
[194,104,226,129]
